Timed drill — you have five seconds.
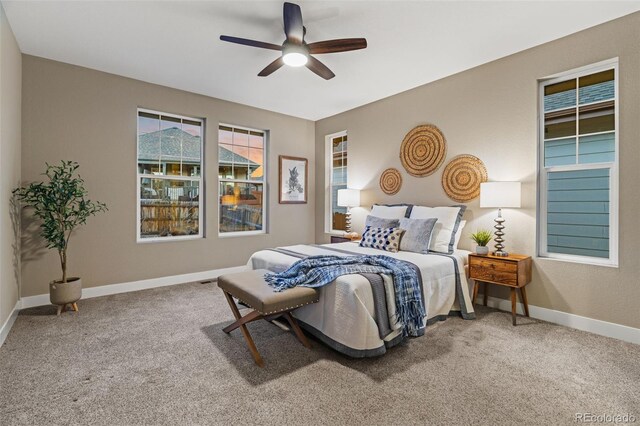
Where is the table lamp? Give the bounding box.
[480,182,521,257]
[337,188,360,233]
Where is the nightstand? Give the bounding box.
[330,235,352,244]
[469,253,532,325]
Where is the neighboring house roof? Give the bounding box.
[138,127,201,163]
[138,127,258,166]
[218,144,259,166]
[544,80,614,112]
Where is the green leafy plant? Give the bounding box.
[13,161,107,283]
[470,229,493,247]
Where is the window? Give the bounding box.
[218,125,266,235]
[137,109,203,241]
[325,131,348,233]
[538,59,618,266]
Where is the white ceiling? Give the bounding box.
[3,1,640,121]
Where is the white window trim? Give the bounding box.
[324,130,348,235]
[537,58,619,267]
[217,123,268,237]
[136,108,205,243]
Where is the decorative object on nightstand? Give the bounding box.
[470,229,493,255]
[480,181,521,257]
[469,253,532,326]
[337,188,360,233]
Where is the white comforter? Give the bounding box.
[248,242,474,357]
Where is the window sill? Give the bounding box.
[137,235,203,244]
[218,230,266,238]
[536,254,618,269]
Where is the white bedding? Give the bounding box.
[248,242,475,357]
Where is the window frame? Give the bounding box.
[217,123,268,238]
[324,130,348,235]
[537,58,619,267]
[136,108,205,243]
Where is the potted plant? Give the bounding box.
[13,161,107,315]
[470,229,493,255]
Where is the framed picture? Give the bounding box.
[279,155,308,204]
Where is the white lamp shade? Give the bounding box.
[480,182,521,208]
[337,188,360,208]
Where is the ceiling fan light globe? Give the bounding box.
[282,44,308,67]
[283,52,308,67]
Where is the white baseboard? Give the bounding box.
[481,294,640,345]
[20,265,249,309]
[0,300,21,347]
[8,268,638,348]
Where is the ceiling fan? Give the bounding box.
[220,2,367,80]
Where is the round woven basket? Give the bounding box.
[379,168,402,195]
[399,125,447,177]
[441,154,488,202]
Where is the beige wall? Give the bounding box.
[21,56,315,297]
[315,13,640,329]
[0,3,22,327]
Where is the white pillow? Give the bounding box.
[410,206,466,253]
[454,220,467,249]
[370,204,409,219]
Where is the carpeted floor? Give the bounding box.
[1,282,638,426]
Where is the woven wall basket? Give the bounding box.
[399,125,447,177]
[441,154,488,202]
[379,168,402,195]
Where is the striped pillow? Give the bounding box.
[359,227,405,253]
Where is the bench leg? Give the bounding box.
[222,291,264,367]
[222,309,263,334]
[284,312,311,349]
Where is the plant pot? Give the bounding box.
[475,246,489,255]
[49,277,82,306]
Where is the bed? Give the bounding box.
[248,241,475,357]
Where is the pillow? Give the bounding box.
[453,220,467,249]
[359,227,404,252]
[364,215,400,229]
[370,204,412,219]
[410,205,466,253]
[398,218,438,254]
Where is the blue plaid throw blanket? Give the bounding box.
[264,255,426,337]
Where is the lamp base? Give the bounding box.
[493,208,509,257]
[344,210,352,234]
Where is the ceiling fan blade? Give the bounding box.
[307,38,367,54]
[306,56,335,80]
[258,57,285,77]
[283,2,304,44]
[220,35,282,51]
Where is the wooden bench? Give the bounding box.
[217,269,319,367]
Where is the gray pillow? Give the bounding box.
[399,218,438,254]
[365,215,400,229]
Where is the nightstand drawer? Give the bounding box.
[330,236,351,244]
[469,257,518,273]
[469,265,518,286]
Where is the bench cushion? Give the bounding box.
[218,269,319,315]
